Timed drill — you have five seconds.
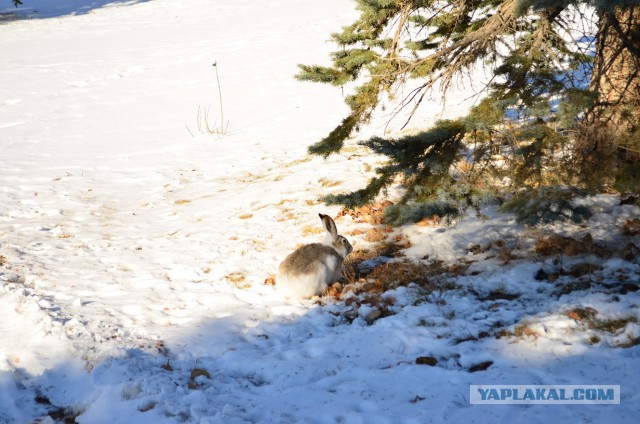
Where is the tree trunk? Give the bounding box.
[589,6,640,156]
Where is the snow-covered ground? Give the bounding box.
[1,0,639,422]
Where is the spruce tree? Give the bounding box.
[297,0,640,225]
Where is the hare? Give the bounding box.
[277,213,353,299]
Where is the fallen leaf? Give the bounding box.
[415,356,437,366]
[567,311,582,321]
[190,368,211,381]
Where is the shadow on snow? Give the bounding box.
[3,299,639,423]
[1,0,151,21]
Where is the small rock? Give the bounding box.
[618,283,640,294]
[623,219,640,236]
[534,268,548,281]
[365,308,382,325]
[415,356,438,366]
[138,400,156,413]
[623,243,639,261]
[468,361,493,372]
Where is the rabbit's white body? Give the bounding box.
[278,249,337,298]
[277,214,352,299]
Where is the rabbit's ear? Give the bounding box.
[319,213,338,240]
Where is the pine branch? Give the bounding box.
[295,65,350,86]
[308,114,360,157]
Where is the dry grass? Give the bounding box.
[366,261,437,291]
[338,200,394,225]
[342,249,379,284]
[535,233,594,256]
[364,227,392,243]
[415,215,441,227]
[277,213,296,222]
[499,308,639,348]
[302,225,324,237]
[283,157,312,168]
[319,179,342,188]
[567,307,640,348]
[565,307,637,334]
[224,272,245,283]
[513,323,540,338]
[225,272,251,289]
[334,243,454,325]
[264,274,276,286]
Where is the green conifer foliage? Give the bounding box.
[325,120,466,207]
[298,0,640,225]
[500,186,592,226]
